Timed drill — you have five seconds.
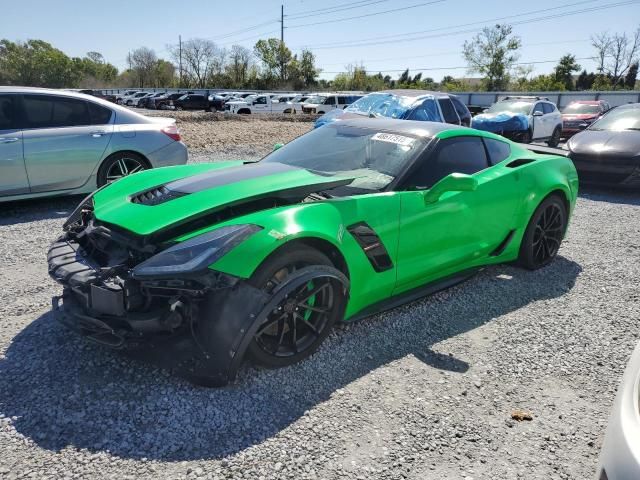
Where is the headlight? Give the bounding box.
[132,224,261,279]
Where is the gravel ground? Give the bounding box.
[0,118,639,479]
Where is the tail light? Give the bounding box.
[161,124,181,141]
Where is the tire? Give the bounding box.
[246,245,346,368]
[176,106,183,111]
[547,127,561,147]
[208,106,217,113]
[97,152,148,187]
[518,194,567,270]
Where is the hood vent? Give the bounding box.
[131,185,187,206]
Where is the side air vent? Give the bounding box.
[347,222,393,272]
[130,185,187,206]
[507,158,536,168]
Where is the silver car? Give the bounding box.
[0,87,188,202]
[597,340,640,479]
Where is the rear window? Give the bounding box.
[438,98,459,124]
[88,102,113,125]
[483,138,511,166]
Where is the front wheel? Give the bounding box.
[547,127,561,147]
[247,245,346,368]
[97,152,148,187]
[518,194,567,270]
[208,106,217,113]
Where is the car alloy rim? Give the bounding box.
[532,203,563,265]
[106,157,144,183]
[255,268,335,358]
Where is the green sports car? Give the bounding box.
[48,118,578,385]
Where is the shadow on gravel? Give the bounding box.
[579,186,640,206]
[0,257,581,461]
[0,196,81,226]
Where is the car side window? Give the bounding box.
[533,102,543,115]
[87,102,113,125]
[542,103,554,114]
[23,95,90,128]
[438,98,460,124]
[450,96,470,122]
[483,138,511,166]
[337,96,348,105]
[407,99,443,122]
[407,136,489,189]
[0,95,20,130]
[324,96,336,106]
[255,96,267,105]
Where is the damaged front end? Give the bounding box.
[47,196,269,386]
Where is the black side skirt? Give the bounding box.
[347,268,481,323]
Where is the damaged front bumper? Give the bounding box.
[47,235,269,386]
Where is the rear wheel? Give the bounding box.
[97,152,148,187]
[247,245,345,368]
[209,106,217,112]
[518,194,567,270]
[547,127,561,147]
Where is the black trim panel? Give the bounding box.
[347,222,393,272]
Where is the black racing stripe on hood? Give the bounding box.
[167,162,300,194]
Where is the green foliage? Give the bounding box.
[0,39,118,88]
[554,54,581,90]
[463,24,521,91]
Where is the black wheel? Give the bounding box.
[247,245,346,368]
[208,106,217,113]
[518,194,567,270]
[547,127,561,147]
[97,152,148,187]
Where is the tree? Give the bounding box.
[169,38,220,88]
[254,38,293,84]
[297,49,320,87]
[554,54,581,90]
[625,62,639,89]
[227,45,252,86]
[463,24,521,91]
[0,39,78,87]
[127,47,158,87]
[591,28,640,89]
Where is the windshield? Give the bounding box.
[563,103,600,114]
[590,107,640,131]
[262,124,424,191]
[487,100,533,115]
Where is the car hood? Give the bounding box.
[472,111,530,132]
[92,161,354,237]
[562,113,598,121]
[567,129,640,157]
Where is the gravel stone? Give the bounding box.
[0,120,638,479]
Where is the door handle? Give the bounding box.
[90,131,106,137]
[0,137,19,144]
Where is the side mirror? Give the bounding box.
[273,143,284,151]
[423,173,478,204]
[533,110,544,116]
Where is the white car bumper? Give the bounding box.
[597,341,640,479]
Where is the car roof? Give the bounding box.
[570,100,604,104]
[332,117,465,138]
[617,102,640,110]
[376,89,454,100]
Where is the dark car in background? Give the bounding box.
[561,100,611,138]
[566,103,640,188]
[150,93,185,110]
[137,92,166,109]
[77,89,117,103]
[314,90,471,128]
[207,94,227,112]
[172,93,208,111]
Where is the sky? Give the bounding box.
[2,0,640,82]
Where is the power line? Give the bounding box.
[286,0,447,29]
[298,0,638,49]
[285,0,391,20]
[319,56,595,74]
[320,38,591,67]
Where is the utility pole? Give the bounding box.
[280,5,285,82]
[179,35,183,89]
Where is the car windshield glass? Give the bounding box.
[563,103,600,114]
[306,96,326,104]
[487,100,532,115]
[590,108,640,131]
[262,124,424,191]
[345,93,416,118]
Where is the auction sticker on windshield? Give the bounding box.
[371,132,415,146]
